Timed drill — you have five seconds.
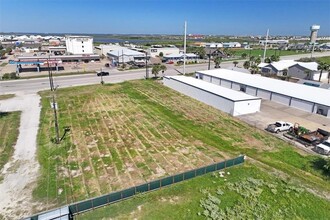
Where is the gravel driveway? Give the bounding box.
[0,92,44,219]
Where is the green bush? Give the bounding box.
[2,72,19,80]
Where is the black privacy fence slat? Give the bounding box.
[28,155,245,219]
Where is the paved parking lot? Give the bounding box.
[238,100,330,155]
[238,100,330,132]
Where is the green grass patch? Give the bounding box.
[0,111,20,172]
[0,94,15,100]
[78,164,330,219]
[316,56,330,65]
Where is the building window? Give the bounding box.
[82,45,84,48]
[82,50,84,52]
[81,41,84,44]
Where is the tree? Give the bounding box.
[270,55,280,62]
[250,64,259,74]
[159,64,167,77]
[264,57,271,63]
[243,61,250,69]
[159,52,164,57]
[0,50,6,59]
[317,61,329,82]
[255,57,261,65]
[152,64,166,78]
[233,61,238,67]
[214,56,222,68]
[249,56,256,63]
[241,53,247,59]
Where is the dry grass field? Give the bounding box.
[35,79,329,212]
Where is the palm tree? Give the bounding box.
[317,61,329,82]
[241,53,247,59]
[214,56,222,68]
[250,64,259,74]
[255,57,261,65]
[243,61,250,69]
[233,61,239,67]
[264,57,271,63]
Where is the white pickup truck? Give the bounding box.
[266,121,293,133]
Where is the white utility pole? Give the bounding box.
[183,21,187,75]
[262,29,269,62]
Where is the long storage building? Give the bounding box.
[196,69,330,117]
[163,76,261,116]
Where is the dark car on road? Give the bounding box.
[96,71,109,76]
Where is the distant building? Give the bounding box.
[65,36,93,55]
[163,53,199,63]
[107,49,146,65]
[222,42,241,48]
[147,47,179,57]
[258,60,328,81]
[204,43,223,48]
[95,44,126,56]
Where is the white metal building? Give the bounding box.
[196,69,330,117]
[147,47,179,57]
[107,49,146,65]
[65,36,93,54]
[163,76,261,116]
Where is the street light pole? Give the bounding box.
[145,52,149,79]
[47,55,60,144]
[208,50,211,70]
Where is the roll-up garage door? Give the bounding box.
[271,93,291,106]
[257,89,271,100]
[290,98,314,112]
[220,80,232,89]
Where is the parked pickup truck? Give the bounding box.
[266,121,293,133]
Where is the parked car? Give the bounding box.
[266,121,293,133]
[166,61,174,64]
[105,63,110,67]
[96,71,109,76]
[315,140,330,155]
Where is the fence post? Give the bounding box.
[121,192,123,199]
[172,175,174,184]
[204,166,206,174]
[91,199,94,210]
[225,160,227,169]
[194,169,197,177]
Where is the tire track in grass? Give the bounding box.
[84,99,112,194]
[117,98,179,176]
[115,98,174,179]
[102,94,159,184]
[89,109,115,193]
[99,93,167,182]
[96,94,133,189]
[135,103,219,169]
[67,102,91,200]
[72,96,102,198]
[134,87,231,161]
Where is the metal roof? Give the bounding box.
[197,69,330,106]
[107,49,145,57]
[259,60,319,71]
[165,76,261,102]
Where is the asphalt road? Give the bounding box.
[1,51,330,94]
[0,62,215,94]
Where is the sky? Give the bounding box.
[0,0,330,36]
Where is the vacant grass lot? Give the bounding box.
[230,49,307,58]
[35,80,329,210]
[78,164,330,219]
[0,111,20,172]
